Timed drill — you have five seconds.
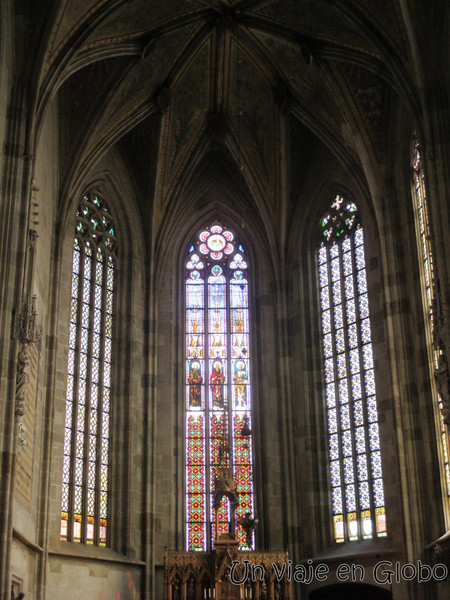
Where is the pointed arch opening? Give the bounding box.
[60,192,117,546]
[317,195,387,543]
[185,221,255,551]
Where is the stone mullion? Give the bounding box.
[226,274,235,538]
[68,241,85,542]
[82,245,96,544]
[336,243,360,542]
[346,237,363,537]
[226,276,233,472]
[204,274,212,550]
[351,234,376,539]
[95,250,107,546]
[326,247,347,543]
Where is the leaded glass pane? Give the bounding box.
[359,294,369,319]
[318,246,327,265]
[345,484,356,512]
[319,263,328,288]
[230,280,248,308]
[339,378,349,404]
[348,324,358,349]
[355,426,366,454]
[337,354,347,379]
[356,269,367,295]
[346,299,356,324]
[325,358,334,383]
[328,408,338,434]
[355,245,365,271]
[321,286,330,311]
[325,384,335,411]
[343,457,354,484]
[353,400,364,426]
[64,401,73,429]
[329,434,339,461]
[362,345,373,370]
[342,253,353,277]
[373,479,385,506]
[332,280,342,305]
[342,430,352,457]
[367,397,378,422]
[349,349,360,375]
[340,404,350,430]
[371,451,382,479]
[331,258,340,282]
[369,423,380,451]
[68,349,75,375]
[357,454,369,481]
[330,243,339,259]
[359,481,370,510]
[330,460,341,487]
[335,329,345,354]
[344,276,354,300]
[322,310,331,334]
[365,369,376,396]
[360,318,371,344]
[332,486,343,514]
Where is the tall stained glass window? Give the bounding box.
[60,192,117,546]
[185,222,254,551]
[318,195,387,543]
[411,141,450,503]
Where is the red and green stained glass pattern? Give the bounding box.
[61,192,116,546]
[318,196,387,543]
[233,414,254,547]
[185,223,254,550]
[412,143,450,500]
[186,414,206,550]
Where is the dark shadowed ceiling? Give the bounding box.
[24,0,446,232]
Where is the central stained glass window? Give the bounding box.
[318,195,387,543]
[185,222,254,551]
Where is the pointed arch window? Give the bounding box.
[411,141,450,505]
[317,195,387,543]
[60,192,117,546]
[185,222,254,551]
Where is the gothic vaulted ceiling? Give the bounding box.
[27,0,442,228]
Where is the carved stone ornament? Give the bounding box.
[16,294,41,344]
[15,342,32,417]
[27,228,38,251]
[15,295,41,418]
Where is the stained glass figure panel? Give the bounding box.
[230,281,248,308]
